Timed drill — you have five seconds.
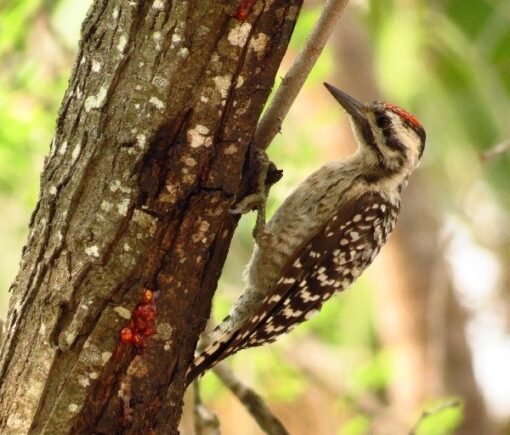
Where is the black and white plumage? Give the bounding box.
[187,84,426,385]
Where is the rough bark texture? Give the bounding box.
[0,0,302,433]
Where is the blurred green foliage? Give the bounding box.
[0,2,42,55]
[414,400,463,435]
[339,414,370,435]
[351,351,389,393]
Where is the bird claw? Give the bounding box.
[229,193,265,215]
[231,149,280,247]
[228,207,243,215]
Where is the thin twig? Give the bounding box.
[253,0,350,151]
[213,363,290,435]
[479,140,510,162]
[408,400,461,435]
[193,381,221,435]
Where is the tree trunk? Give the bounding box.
[0,1,302,433]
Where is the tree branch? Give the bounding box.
[479,140,510,162]
[212,363,289,435]
[253,0,350,152]
[193,381,221,435]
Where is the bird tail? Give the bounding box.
[185,329,238,386]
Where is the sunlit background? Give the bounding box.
[1,1,509,434]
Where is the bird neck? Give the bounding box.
[346,148,410,197]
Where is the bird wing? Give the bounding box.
[186,191,398,384]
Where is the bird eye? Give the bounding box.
[376,115,390,128]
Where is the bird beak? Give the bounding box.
[323,83,368,128]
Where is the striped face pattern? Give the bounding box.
[187,191,399,383]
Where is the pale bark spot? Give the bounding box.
[153,0,165,9]
[117,198,130,216]
[78,376,90,388]
[101,352,112,365]
[84,86,107,111]
[153,32,162,50]
[6,413,25,430]
[109,180,132,194]
[250,33,269,59]
[156,322,173,340]
[71,142,81,161]
[136,134,147,149]
[117,34,127,53]
[91,60,101,72]
[132,209,157,235]
[171,33,182,45]
[85,245,100,258]
[152,76,168,88]
[228,22,252,47]
[213,75,232,99]
[187,124,210,148]
[65,333,75,347]
[100,200,113,212]
[113,306,132,320]
[224,144,238,155]
[149,96,165,109]
[183,156,197,167]
[58,140,67,155]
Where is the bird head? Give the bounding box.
[324,83,426,179]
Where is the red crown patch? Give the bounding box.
[384,103,422,130]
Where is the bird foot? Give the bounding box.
[230,149,281,247]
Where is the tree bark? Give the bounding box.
[0,1,302,433]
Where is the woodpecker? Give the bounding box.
[187,83,426,384]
